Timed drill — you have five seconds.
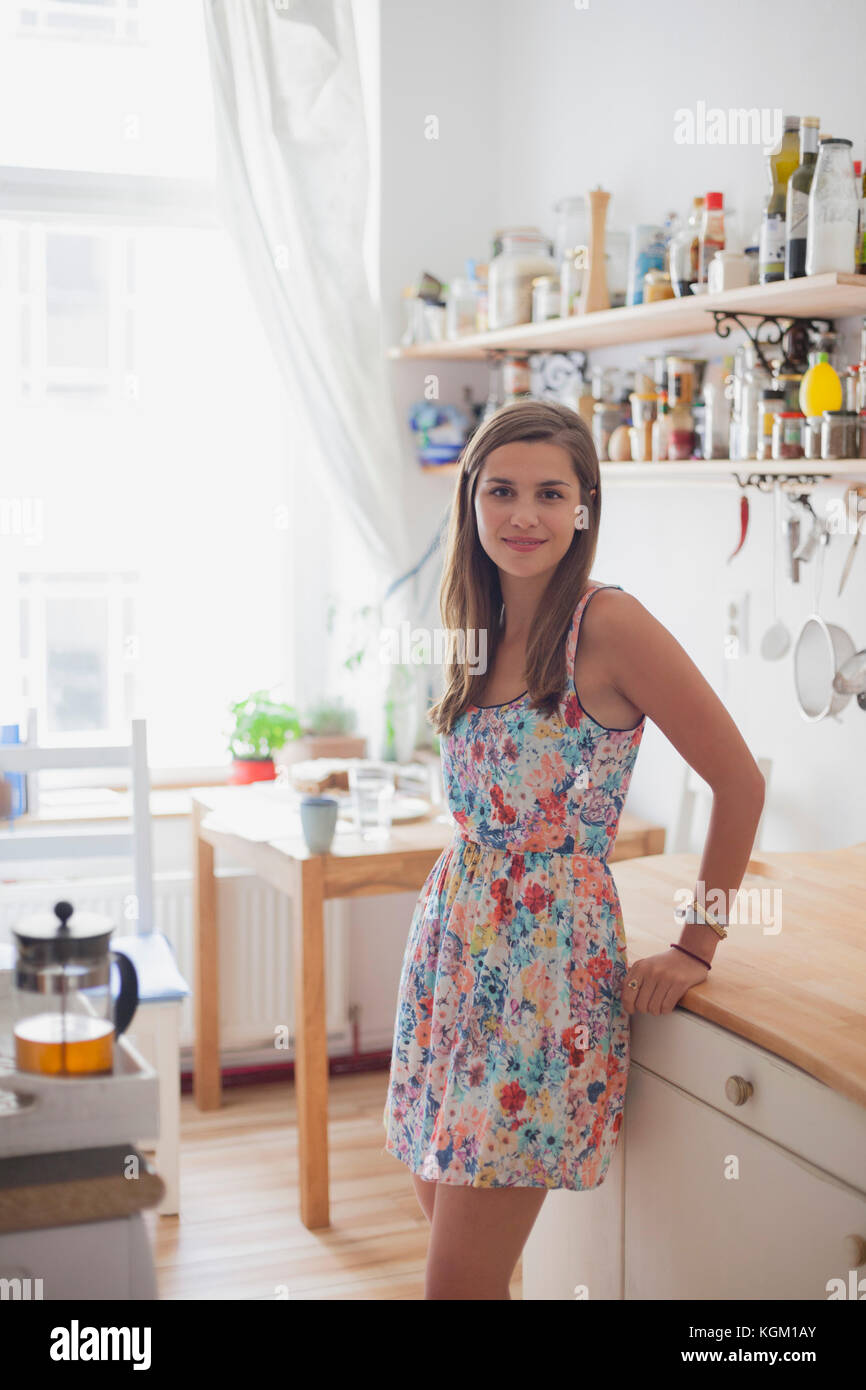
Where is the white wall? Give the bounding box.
[354,0,866,1050]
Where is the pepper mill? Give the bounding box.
[578,186,611,315]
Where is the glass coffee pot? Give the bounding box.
[12,900,139,1076]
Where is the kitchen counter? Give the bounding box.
[523,840,866,1301]
[611,840,866,1109]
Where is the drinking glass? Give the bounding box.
[348,762,395,841]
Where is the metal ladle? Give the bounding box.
[761,482,791,660]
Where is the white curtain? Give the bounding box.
[201,0,410,591]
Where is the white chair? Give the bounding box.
[669,757,773,855]
[0,713,188,1215]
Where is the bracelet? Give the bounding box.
[693,898,728,939]
[670,942,712,970]
[678,897,728,940]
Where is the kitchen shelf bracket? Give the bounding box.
[731,469,829,492]
[711,310,834,375]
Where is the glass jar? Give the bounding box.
[531,275,560,322]
[806,139,858,275]
[488,230,556,330]
[774,369,803,413]
[757,389,786,461]
[605,230,630,309]
[558,249,585,316]
[553,197,588,266]
[772,412,805,460]
[445,275,479,340]
[669,197,704,297]
[627,224,666,306]
[502,353,532,403]
[803,415,822,459]
[592,403,624,461]
[844,364,860,411]
[821,409,859,459]
[643,268,675,302]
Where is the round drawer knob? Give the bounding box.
[844,1234,866,1269]
[725,1075,754,1106]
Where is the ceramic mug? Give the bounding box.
[299,796,339,853]
[707,251,751,294]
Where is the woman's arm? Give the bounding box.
[599,590,766,1012]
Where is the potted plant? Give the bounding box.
[275,694,367,770]
[227,689,303,784]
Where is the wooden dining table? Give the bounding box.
[190,782,666,1229]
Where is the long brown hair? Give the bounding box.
[428,399,601,736]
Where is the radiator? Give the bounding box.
[0,870,352,1065]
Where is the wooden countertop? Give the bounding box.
[611,841,866,1110]
[0,1145,165,1234]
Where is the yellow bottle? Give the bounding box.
[799,351,842,416]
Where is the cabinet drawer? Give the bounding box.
[630,1009,866,1195]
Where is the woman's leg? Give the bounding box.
[411,1172,436,1223]
[425,1183,548,1300]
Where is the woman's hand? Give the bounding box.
[620,947,710,1016]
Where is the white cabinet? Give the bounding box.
[523,1009,866,1300]
[624,1064,866,1299]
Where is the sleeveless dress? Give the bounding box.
[381,582,647,1190]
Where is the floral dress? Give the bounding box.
[382,582,646,1190]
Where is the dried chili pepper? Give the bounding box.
[727,493,749,562]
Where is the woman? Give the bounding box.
[382,399,765,1300]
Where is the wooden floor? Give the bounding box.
[142,1069,524,1299]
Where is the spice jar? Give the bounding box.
[757,389,786,462]
[803,415,822,459]
[531,275,561,323]
[666,357,695,459]
[502,353,532,403]
[844,365,860,412]
[772,411,805,459]
[821,409,859,459]
[643,268,675,302]
[592,402,624,462]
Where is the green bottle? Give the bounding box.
[785,117,820,279]
[760,117,800,283]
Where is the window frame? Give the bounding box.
[0,164,277,791]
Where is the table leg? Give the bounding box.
[192,799,221,1110]
[292,856,330,1229]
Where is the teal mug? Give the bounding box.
[299,796,339,854]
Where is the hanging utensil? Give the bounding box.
[793,537,855,722]
[838,487,866,597]
[785,505,801,584]
[727,482,749,563]
[833,648,866,710]
[761,482,791,660]
[791,492,826,564]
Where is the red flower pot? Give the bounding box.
[229,757,276,785]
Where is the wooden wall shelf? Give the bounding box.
[420,458,866,482]
[390,272,866,361]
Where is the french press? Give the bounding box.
[12,900,139,1076]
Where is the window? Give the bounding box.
[12,224,135,401]
[19,572,137,736]
[15,0,142,45]
[0,0,323,776]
